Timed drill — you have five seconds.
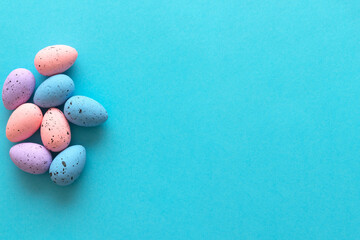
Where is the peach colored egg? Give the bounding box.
[6,103,43,142]
[34,45,78,76]
[41,108,71,152]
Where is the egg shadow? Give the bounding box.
[13,122,108,204]
[64,64,81,81]
[24,129,42,144]
[14,128,85,205]
[13,164,82,205]
[70,123,107,147]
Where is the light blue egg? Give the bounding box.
[34,74,74,108]
[49,145,86,186]
[64,96,108,127]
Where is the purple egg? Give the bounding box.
[9,143,52,174]
[2,68,35,110]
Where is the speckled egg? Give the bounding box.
[49,145,86,186]
[64,96,108,127]
[10,143,52,174]
[2,68,35,110]
[6,103,43,142]
[41,108,71,152]
[34,74,74,108]
[34,45,78,76]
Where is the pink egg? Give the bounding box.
[6,103,43,142]
[41,108,71,152]
[34,45,78,76]
[10,143,52,174]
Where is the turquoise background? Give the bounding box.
[0,1,360,239]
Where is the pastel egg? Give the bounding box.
[2,68,35,110]
[34,74,75,108]
[10,143,52,174]
[49,145,86,186]
[6,103,43,142]
[64,96,108,127]
[34,45,78,76]
[41,108,71,152]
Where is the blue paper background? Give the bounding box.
[1,1,360,239]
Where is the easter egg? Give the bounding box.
[41,108,71,152]
[34,45,78,76]
[64,96,108,127]
[10,143,52,174]
[6,103,43,142]
[34,74,75,108]
[2,68,35,110]
[49,145,86,186]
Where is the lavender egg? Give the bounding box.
[2,68,35,110]
[9,143,52,174]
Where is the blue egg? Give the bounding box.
[64,96,108,127]
[49,145,86,186]
[33,74,74,108]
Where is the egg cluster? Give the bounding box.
[3,45,108,186]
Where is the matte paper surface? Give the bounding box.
[0,1,359,239]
